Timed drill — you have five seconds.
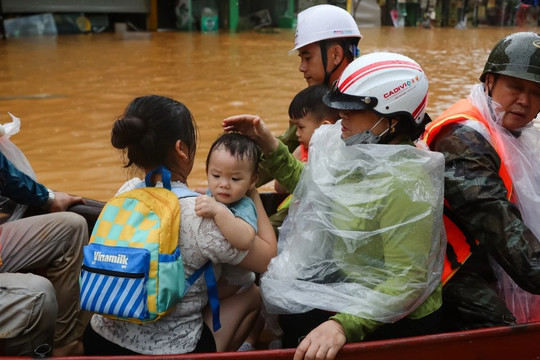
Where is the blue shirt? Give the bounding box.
[205,189,258,232]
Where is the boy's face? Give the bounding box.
[206,148,257,205]
[294,113,323,148]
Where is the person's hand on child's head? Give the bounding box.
[222,114,279,154]
[195,194,221,218]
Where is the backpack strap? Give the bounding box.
[145,165,172,190]
[184,261,221,331]
[143,166,201,198]
[144,166,221,331]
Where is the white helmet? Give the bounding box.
[323,52,429,127]
[291,4,362,53]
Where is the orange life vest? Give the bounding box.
[423,99,513,284]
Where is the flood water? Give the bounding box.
[0,26,519,202]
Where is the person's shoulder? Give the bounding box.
[179,195,197,208]
[116,177,143,195]
[229,196,256,217]
[431,120,493,154]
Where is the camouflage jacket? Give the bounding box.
[429,122,540,294]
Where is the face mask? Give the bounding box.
[342,117,389,146]
[343,130,380,146]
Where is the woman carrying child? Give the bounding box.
[223,52,446,360]
[83,95,276,355]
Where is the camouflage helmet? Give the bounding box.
[480,32,540,84]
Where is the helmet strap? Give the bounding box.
[320,41,331,86]
[320,41,345,86]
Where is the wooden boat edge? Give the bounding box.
[26,322,539,360]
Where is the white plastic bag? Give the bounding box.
[0,113,36,223]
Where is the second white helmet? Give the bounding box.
[323,52,429,127]
[291,4,362,53]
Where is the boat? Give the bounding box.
[57,321,540,359]
[44,194,540,359]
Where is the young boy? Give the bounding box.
[273,85,340,213]
[195,132,263,296]
[264,85,341,350]
[196,133,260,248]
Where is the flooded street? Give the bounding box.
[0,27,518,201]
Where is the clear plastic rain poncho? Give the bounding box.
[468,83,540,323]
[260,122,446,323]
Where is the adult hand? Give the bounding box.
[293,320,347,360]
[222,114,279,155]
[50,192,85,212]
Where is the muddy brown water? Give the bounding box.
[0,27,518,202]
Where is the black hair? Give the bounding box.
[288,84,340,123]
[111,95,198,169]
[390,113,431,143]
[332,37,359,62]
[321,37,359,63]
[319,37,358,86]
[205,132,261,174]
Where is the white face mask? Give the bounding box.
[342,117,390,146]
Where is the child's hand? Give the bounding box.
[195,195,220,218]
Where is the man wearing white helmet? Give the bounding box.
[223,52,445,360]
[258,4,362,185]
[292,4,362,87]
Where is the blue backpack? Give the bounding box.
[80,166,220,330]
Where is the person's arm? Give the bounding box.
[433,123,540,293]
[223,115,304,192]
[195,194,255,251]
[0,151,48,206]
[238,188,277,273]
[247,187,276,254]
[273,180,288,194]
[259,141,304,193]
[0,151,83,211]
[293,319,347,360]
[274,146,302,193]
[257,120,299,187]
